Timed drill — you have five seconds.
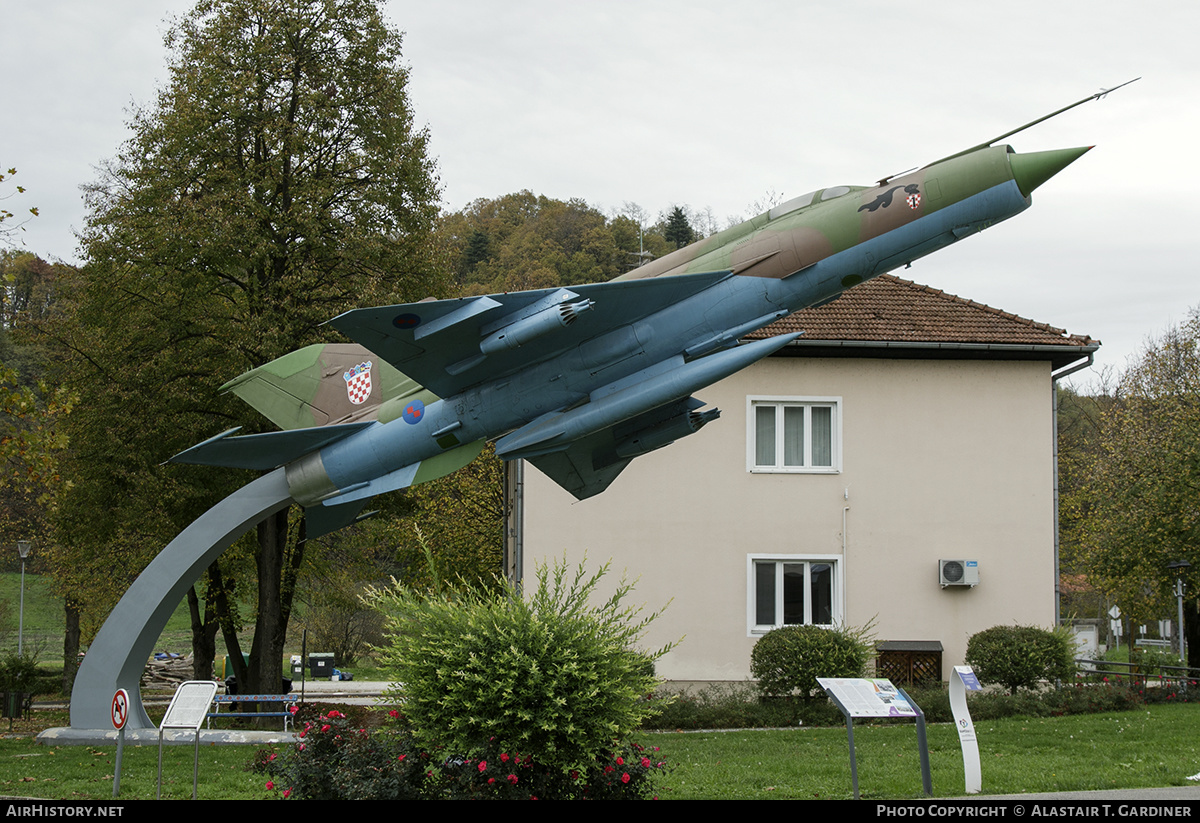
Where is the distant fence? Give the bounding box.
[1075,657,1200,692]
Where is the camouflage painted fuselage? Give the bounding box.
[622,144,1065,288]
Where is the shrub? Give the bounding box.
[646,681,843,730]
[964,624,1075,694]
[365,557,672,774]
[256,708,670,800]
[254,708,433,800]
[749,623,872,699]
[903,681,1142,722]
[438,739,668,800]
[0,653,40,694]
[1131,646,1183,677]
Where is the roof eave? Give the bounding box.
[772,337,1101,372]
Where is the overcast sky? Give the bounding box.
[3,1,1197,386]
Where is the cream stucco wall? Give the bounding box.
[521,354,1057,684]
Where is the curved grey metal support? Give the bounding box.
[70,469,293,731]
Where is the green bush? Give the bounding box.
[903,682,1141,722]
[255,708,670,800]
[749,624,872,699]
[646,682,843,730]
[365,557,672,775]
[964,624,1075,694]
[0,653,40,694]
[1131,646,1183,677]
[253,708,431,800]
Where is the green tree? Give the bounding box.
[54,0,443,694]
[392,445,506,593]
[1056,382,1115,623]
[662,205,695,249]
[438,192,632,293]
[1079,310,1200,666]
[0,365,73,543]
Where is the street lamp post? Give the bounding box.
[17,540,32,657]
[1167,560,1191,664]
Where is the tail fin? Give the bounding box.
[222,343,435,430]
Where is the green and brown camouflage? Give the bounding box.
[619,144,1090,285]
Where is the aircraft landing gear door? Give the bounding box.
[951,665,983,794]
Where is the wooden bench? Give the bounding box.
[206,693,299,731]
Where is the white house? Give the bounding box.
[514,274,1097,685]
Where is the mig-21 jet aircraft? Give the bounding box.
[172,81,1135,538]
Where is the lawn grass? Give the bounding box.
[2,703,1199,800]
[644,705,1200,800]
[0,572,382,680]
[0,572,66,663]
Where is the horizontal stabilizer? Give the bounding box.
[169,423,373,470]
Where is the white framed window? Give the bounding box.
[747,555,841,635]
[747,396,840,472]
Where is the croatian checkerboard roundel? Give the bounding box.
[344,361,373,405]
[402,398,424,424]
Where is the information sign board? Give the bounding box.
[816,678,918,717]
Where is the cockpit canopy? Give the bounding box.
[768,185,865,220]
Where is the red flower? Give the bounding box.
[500,752,510,763]
[488,777,495,785]
[478,760,488,772]
[265,780,275,790]
[621,773,631,784]
[641,757,651,768]
[283,788,291,799]
[508,774,518,785]
[320,724,331,733]
[398,754,406,762]
[388,709,400,719]
[615,756,624,765]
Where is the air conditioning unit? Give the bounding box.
[939,559,979,588]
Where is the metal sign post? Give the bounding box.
[818,678,932,799]
[950,666,983,794]
[111,689,129,798]
[157,681,218,800]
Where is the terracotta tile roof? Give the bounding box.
[749,274,1098,348]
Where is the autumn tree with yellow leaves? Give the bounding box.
[1078,309,1200,666]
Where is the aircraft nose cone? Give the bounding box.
[1010,146,1092,197]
